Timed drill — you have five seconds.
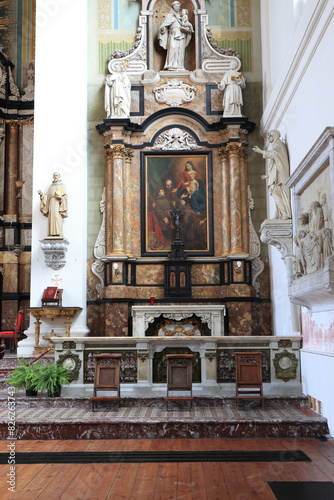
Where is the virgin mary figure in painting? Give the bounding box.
[173,161,200,194]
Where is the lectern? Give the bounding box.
[91,354,122,411]
[166,354,194,410]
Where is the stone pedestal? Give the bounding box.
[40,238,69,270]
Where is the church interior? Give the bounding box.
[0,0,334,497]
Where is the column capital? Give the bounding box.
[239,147,248,160]
[218,146,228,161]
[105,144,126,160]
[5,120,19,132]
[226,142,242,157]
[124,148,134,160]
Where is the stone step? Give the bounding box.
[0,398,328,440]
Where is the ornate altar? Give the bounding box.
[89,0,270,340]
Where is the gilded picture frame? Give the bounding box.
[141,151,213,256]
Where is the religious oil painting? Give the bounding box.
[141,152,213,256]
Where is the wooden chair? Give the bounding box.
[234,352,264,409]
[166,354,194,410]
[91,354,122,412]
[0,309,26,352]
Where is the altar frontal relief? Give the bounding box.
[142,153,213,255]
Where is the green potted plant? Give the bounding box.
[33,361,71,397]
[7,358,42,396]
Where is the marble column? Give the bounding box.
[239,146,250,254]
[105,144,126,256]
[219,147,231,256]
[4,121,19,217]
[228,143,244,254]
[104,149,114,256]
[124,148,134,257]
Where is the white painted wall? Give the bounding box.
[259,0,334,434]
[301,350,334,435]
[19,0,89,355]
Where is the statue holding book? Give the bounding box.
[38,172,68,237]
[217,59,246,117]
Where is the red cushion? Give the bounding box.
[0,331,25,337]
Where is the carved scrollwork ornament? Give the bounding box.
[138,352,149,362]
[205,352,216,362]
[273,350,298,382]
[152,128,201,151]
[57,351,82,382]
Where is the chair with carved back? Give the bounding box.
[0,309,26,353]
[166,354,194,410]
[91,354,122,411]
[234,352,264,409]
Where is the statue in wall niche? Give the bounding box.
[158,1,193,71]
[253,130,292,220]
[217,60,246,117]
[21,63,35,102]
[38,172,68,238]
[104,60,131,118]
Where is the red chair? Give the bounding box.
[0,310,26,352]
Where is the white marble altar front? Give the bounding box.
[52,335,302,398]
[131,305,226,337]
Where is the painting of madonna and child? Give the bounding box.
[142,154,213,255]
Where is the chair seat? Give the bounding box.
[0,331,26,338]
[0,331,16,337]
[0,309,25,353]
[91,396,120,401]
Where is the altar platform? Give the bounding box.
[0,394,328,440]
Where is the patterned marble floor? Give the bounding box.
[0,405,325,422]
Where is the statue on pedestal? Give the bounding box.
[38,172,68,238]
[104,60,131,118]
[253,130,292,220]
[158,1,193,71]
[217,60,246,117]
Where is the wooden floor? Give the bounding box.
[0,438,333,499]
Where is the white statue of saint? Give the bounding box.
[38,172,68,237]
[253,130,292,220]
[104,61,131,118]
[158,2,193,71]
[217,60,246,117]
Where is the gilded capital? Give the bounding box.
[124,148,134,161]
[226,142,242,157]
[6,120,19,132]
[218,147,228,161]
[239,147,248,160]
[106,144,126,160]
